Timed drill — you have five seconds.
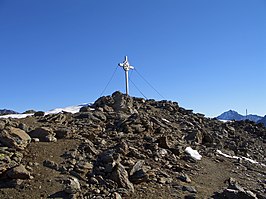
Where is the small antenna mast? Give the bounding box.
[118,56,134,96]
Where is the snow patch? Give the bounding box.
[161,118,170,123]
[219,120,231,123]
[45,105,85,115]
[216,149,265,167]
[0,113,33,119]
[185,147,202,160]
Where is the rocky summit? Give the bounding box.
[0,91,265,199]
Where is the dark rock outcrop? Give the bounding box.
[0,109,19,116]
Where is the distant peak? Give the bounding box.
[217,109,262,122]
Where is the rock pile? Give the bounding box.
[0,91,265,198]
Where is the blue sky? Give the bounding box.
[0,0,265,117]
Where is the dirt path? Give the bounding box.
[0,139,80,199]
[192,156,234,198]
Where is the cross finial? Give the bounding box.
[119,56,134,71]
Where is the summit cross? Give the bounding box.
[118,56,134,96]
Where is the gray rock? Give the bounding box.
[227,177,245,192]
[215,178,258,199]
[128,160,148,184]
[64,177,81,194]
[112,91,133,113]
[43,160,59,170]
[182,185,197,193]
[221,188,257,199]
[109,163,134,193]
[7,164,31,179]
[178,173,192,183]
[129,160,144,176]
[29,127,55,142]
[0,127,31,150]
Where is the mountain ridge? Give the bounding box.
[0,109,19,116]
[216,109,263,122]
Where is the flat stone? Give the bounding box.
[7,164,31,179]
[129,160,144,176]
[182,185,197,193]
[43,160,59,170]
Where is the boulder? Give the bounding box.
[112,91,136,113]
[7,164,31,179]
[109,163,134,193]
[28,127,56,142]
[216,188,257,199]
[93,91,137,114]
[129,160,148,184]
[214,178,258,199]
[0,127,31,150]
[64,177,81,194]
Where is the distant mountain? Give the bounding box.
[0,109,19,116]
[216,110,244,121]
[216,110,262,122]
[257,115,266,126]
[0,104,89,119]
[246,114,263,123]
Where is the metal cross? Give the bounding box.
[118,56,134,96]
